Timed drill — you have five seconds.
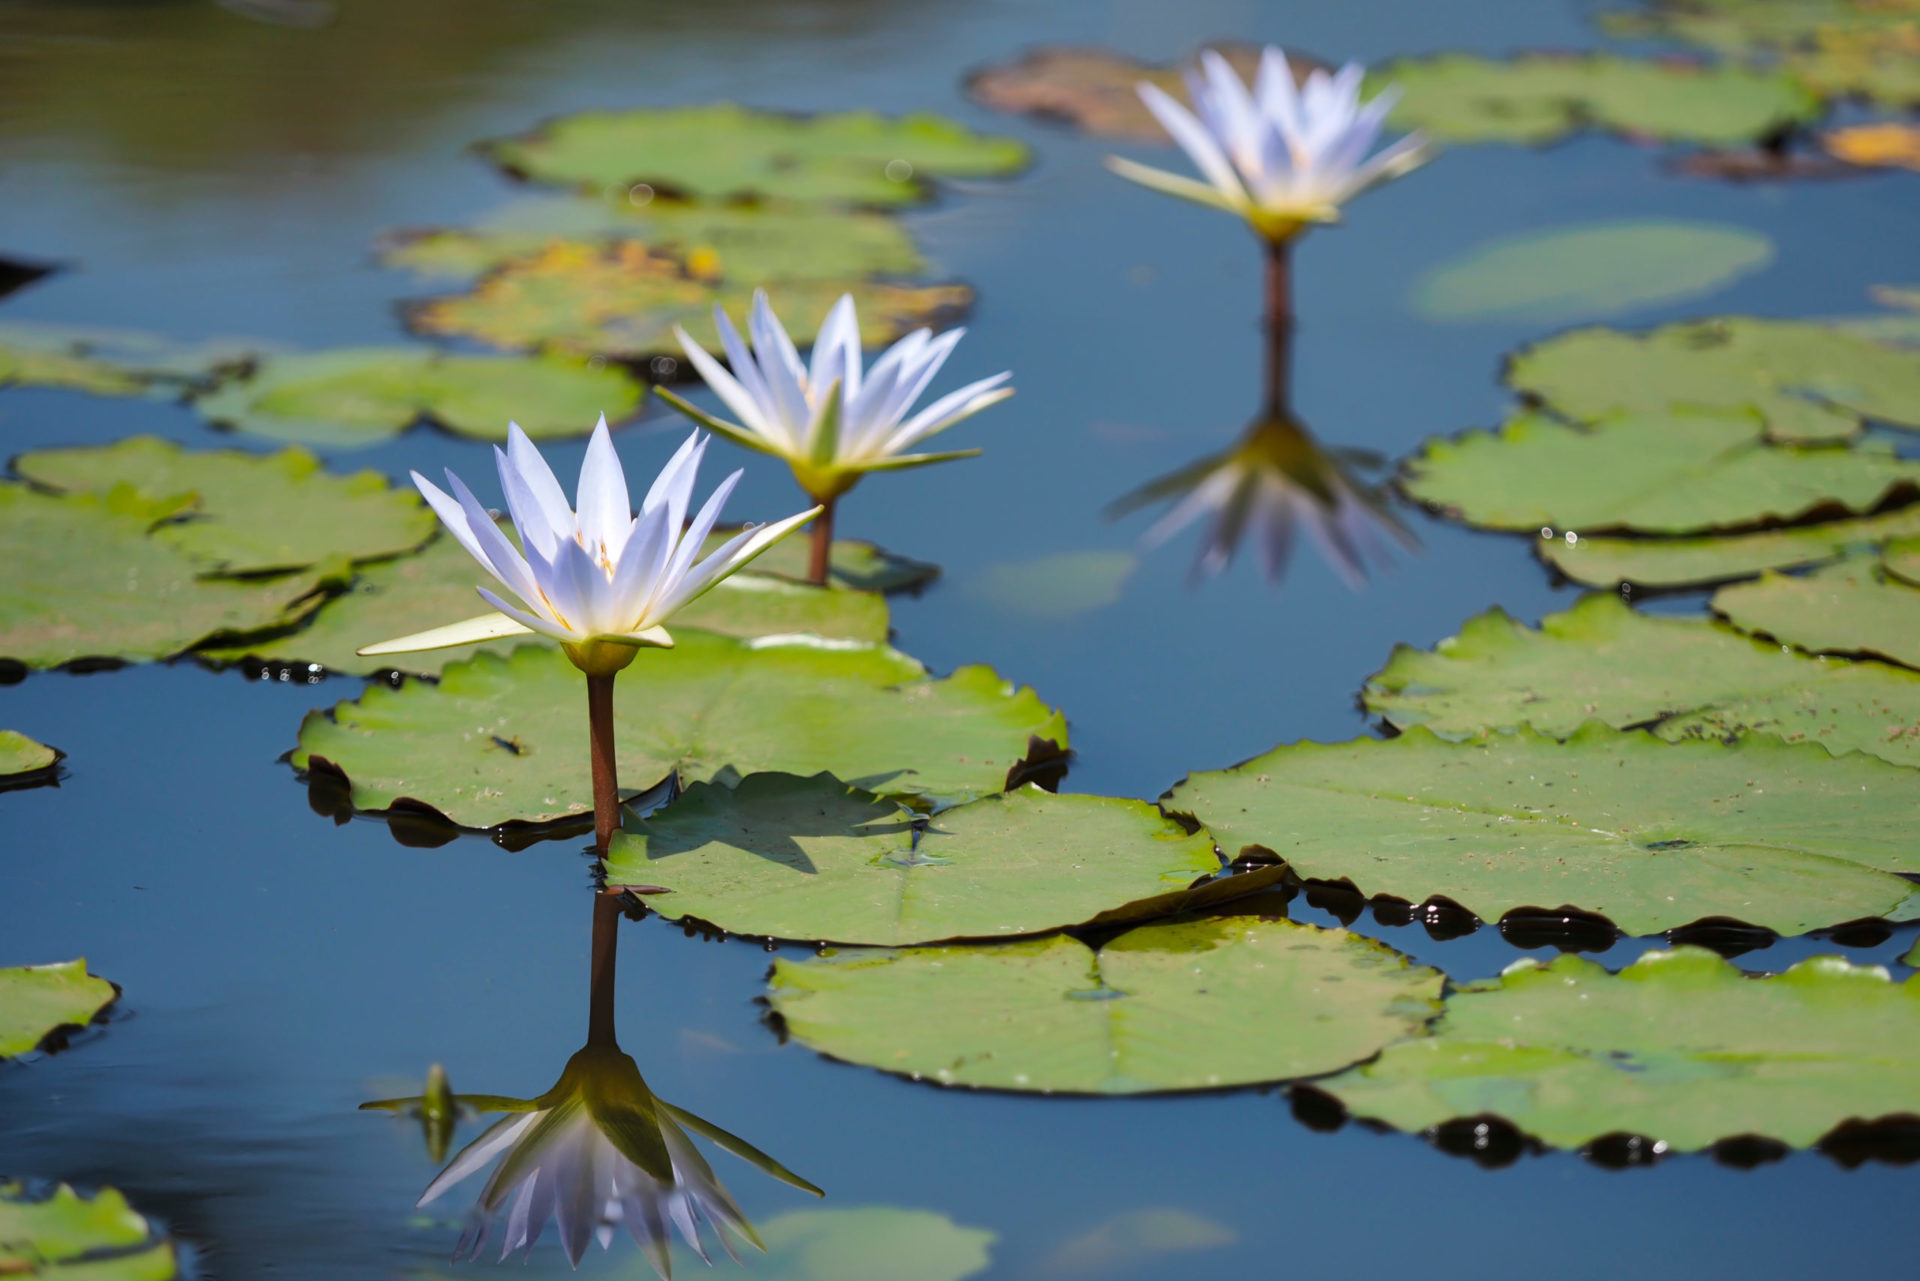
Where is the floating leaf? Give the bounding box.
[16,436,435,575]
[0,1181,177,1279]
[725,1207,994,1281]
[0,729,58,779]
[0,337,147,397]
[1538,506,1920,589]
[1317,947,1920,1152]
[1411,221,1772,325]
[1507,317,1920,444]
[1364,592,1920,771]
[292,632,1067,830]
[1822,121,1920,169]
[0,959,117,1059]
[406,245,971,361]
[191,346,642,447]
[1378,53,1818,146]
[0,320,261,389]
[481,105,1028,206]
[606,775,1271,945]
[1713,554,1920,669]
[202,528,890,677]
[964,43,1293,141]
[0,484,332,668]
[1611,1,1920,107]
[1401,410,1920,534]
[380,196,924,282]
[767,916,1442,1094]
[964,550,1136,622]
[1885,535,1920,585]
[1037,1208,1236,1277]
[1164,722,1920,937]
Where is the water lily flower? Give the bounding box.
[1109,411,1414,586]
[357,417,816,850]
[656,290,1013,584]
[369,1042,820,1274]
[1107,48,1428,243]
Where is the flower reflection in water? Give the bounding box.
[1110,409,1414,587]
[365,895,820,1273]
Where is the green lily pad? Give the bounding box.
[1037,1208,1236,1277]
[1377,53,1819,146]
[1608,0,1920,108]
[15,436,435,575]
[767,915,1443,1094]
[1,959,117,1059]
[964,43,1286,142]
[1538,506,1920,589]
[1163,722,1920,937]
[1905,936,1920,967]
[405,248,972,361]
[1507,317,1920,445]
[292,632,1067,830]
[481,105,1028,206]
[964,550,1136,622]
[201,527,890,677]
[1411,221,1773,326]
[1364,592,1920,770]
[191,347,643,447]
[0,729,58,779]
[0,321,261,389]
[0,1181,177,1279]
[0,484,333,668]
[380,196,924,282]
[1882,534,1920,586]
[1317,947,1920,1152]
[606,775,1274,945]
[1713,554,1920,669]
[1401,410,1920,535]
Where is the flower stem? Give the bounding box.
[588,889,621,1047]
[587,672,620,854]
[1263,236,1294,415]
[806,496,837,587]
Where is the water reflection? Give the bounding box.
[1109,275,1414,587]
[365,893,820,1271]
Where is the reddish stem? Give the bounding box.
[807,497,837,587]
[587,672,619,854]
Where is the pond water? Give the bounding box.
[2,0,1918,1276]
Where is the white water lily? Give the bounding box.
[357,419,817,677]
[396,1044,820,1273]
[659,290,1013,505]
[1107,48,1428,241]
[1110,412,1415,586]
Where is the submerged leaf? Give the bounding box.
[480,104,1028,205]
[1411,221,1772,325]
[745,1207,996,1281]
[1164,722,1920,937]
[15,436,435,575]
[1318,948,1920,1151]
[768,916,1443,1094]
[964,43,1297,141]
[1364,592,1920,770]
[0,959,117,1059]
[606,775,1270,945]
[292,632,1067,829]
[965,551,1137,621]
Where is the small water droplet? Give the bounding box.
[884,158,914,182]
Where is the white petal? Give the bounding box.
[652,468,741,612]
[884,372,1013,454]
[574,416,633,563]
[675,323,779,443]
[503,422,574,553]
[808,293,863,402]
[1199,49,1265,174]
[477,587,579,642]
[1138,81,1249,206]
[357,611,535,657]
[749,289,813,438]
[650,503,813,622]
[412,471,492,571]
[612,499,676,629]
[640,430,702,518]
[418,1112,540,1207]
[445,469,547,613]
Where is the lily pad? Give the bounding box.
[191,347,642,447]
[1411,221,1772,325]
[0,484,333,668]
[964,43,1288,141]
[380,196,924,282]
[15,436,435,575]
[767,915,1443,1094]
[1885,535,1920,585]
[1163,722,1920,937]
[1538,505,1920,589]
[1609,0,1920,107]
[292,632,1067,830]
[202,528,890,677]
[1,959,117,1059]
[0,729,58,780]
[0,337,147,397]
[481,105,1028,206]
[1377,53,1818,146]
[1507,317,1920,444]
[0,321,261,390]
[1037,1208,1236,1277]
[0,1181,177,1279]
[405,246,972,361]
[606,775,1273,945]
[1317,947,1920,1152]
[1364,592,1920,770]
[1713,554,1920,669]
[964,550,1136,622]
[1401,410,1920,534]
